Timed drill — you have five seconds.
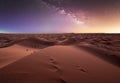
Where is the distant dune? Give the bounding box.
[17,37,56,49]
[0,37,56,48]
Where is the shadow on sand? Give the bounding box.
[76,45,120,68]
[0,51,62,83]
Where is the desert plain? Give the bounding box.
[0,33,120,83]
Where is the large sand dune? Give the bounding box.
[0,34,120,83]
[0,45,120,83]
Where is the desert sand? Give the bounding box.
[0,34,120,83]
[0,45,38,68]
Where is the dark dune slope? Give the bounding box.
[17,37,56,49]
[0,37,56,49]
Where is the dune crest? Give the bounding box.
[0,34,120,83]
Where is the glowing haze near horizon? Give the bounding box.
[0,0,120,33]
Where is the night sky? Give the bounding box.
[0,0,120,33]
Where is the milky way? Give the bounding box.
[0,0,120,33]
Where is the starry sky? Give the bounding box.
[0,0,120,33]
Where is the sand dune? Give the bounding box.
[57,37,78,45]
[41,46,120,83]
[0,45,37,68]
[0,34,120,83]
[17,37,56,49]
[77,44,120,67]
[0,45,120,83]
[0,37,56,48]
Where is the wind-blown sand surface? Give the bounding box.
[0,45,37,68]
[0,45,120,83]
[0,34,120,83]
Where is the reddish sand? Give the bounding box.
[0,45,37,68]
[0,45,120,83]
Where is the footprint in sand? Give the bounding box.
[49,57,67,83]
[59,78,67,83]
[26,49,29,51]
[51,65,60,72]
[49,58,61,72]
[50,58,58,65]
[55,77,67,83]
[76,65,87,73]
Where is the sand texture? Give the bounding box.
[0,33,120,83]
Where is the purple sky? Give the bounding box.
[0,0,120,33]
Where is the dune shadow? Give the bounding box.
[0,37,56,49]
[76,45,120,68]
[0,51,58,83]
